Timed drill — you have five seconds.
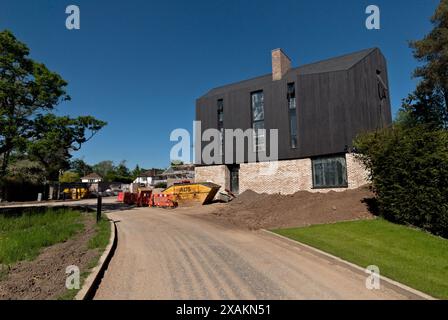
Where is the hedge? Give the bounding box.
[354,125,448,238]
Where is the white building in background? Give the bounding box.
[133,169,166,187]
[80,173,103,183]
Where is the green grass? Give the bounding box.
[58,214,112,300]
[273,219,448,299]
[0,208,84,265]
[88,215,111,250]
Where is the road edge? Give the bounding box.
[260,229,436,300]
[75,216,117,300]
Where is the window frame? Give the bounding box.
[287,82,298,149]
[250,90,265,152]
[217,99,224,155]
[311,154,348,189]
[217,99,224,129]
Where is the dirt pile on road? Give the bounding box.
[211,186,375,230]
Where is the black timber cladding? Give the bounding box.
[195,48,392,165]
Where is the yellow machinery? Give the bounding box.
[63,187,89,200]
[161,182,220,205]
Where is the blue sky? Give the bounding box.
[0,0,440,169]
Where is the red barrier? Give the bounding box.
[151,193,178,208]
[137,190,152,207]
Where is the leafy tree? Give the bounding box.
[170,160,184,166]
[401,0,448,128]
[27,114,106,180]
[59,171,81,183]
[0,30,70,179]
[0,30,106,200]
[104,160,133,183]
[5,158,45,184]
[132,164,142,179]
[92,161,114,180]
[24,115,104,180]
[353,1,448,237]
[115,160,130,177]
[70,158,93,177]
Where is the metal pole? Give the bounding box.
[97,195,102,223]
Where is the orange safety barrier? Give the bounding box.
[136,190,152,207]
[123,192,137,205]
[151,193,178,208]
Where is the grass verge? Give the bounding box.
[0,208,84,265]
[273,218,448,299]
[58,214,111,300]
[89,215,112,250]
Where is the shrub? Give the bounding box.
[154,182,167,189]
[354,125,448,237]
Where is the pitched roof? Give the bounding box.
[202,48,378,97]
[139,169,164,177]
[162,164,195,176]
[81,173,102,180]
[297,48,377,75]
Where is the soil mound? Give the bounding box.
[212,185,375,230]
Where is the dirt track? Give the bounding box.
[94,205,416,300]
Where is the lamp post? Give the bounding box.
[58,169,63,200]
[97,195,102,223]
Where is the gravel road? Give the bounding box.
[94,205,417,300]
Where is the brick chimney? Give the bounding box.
[271,48,291,81]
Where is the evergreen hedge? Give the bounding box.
[354,125,448,238]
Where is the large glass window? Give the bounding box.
[251,91,265,151]
[217,99,224,129]
[312,155,348,188]
[217,99,224,155]
[287,83,297,149]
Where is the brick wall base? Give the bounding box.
[194,153,369,195]
[194,165,229,194]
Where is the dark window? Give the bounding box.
[228,164,240,194]
[251,91,265,151]
[217,99,224,154]
[287,83,297,149]
[217,99,224,129]
[312,155,348,188]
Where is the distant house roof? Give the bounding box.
[202,48,378,97]
[139,169,164,178]
[81,173,102,180]
[162,164,195,177]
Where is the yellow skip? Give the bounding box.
[162,182,220,205]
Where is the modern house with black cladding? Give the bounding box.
[195,48,392,195]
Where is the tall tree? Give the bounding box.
[70,158,93,177]
[104,160,133,183]
[59,171,81,183]
[27,114,106,180]
[0,30,70,179]
[0,30,106,193]
[402,0,448,128]
[132,164,142,179]
[92,160,114,179]
[115,160,131,177]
